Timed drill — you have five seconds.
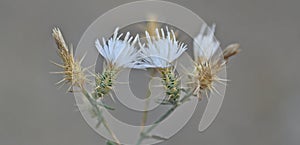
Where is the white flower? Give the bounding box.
[138,27,187,68]
[95,27,140,68]
[193,24,220,60]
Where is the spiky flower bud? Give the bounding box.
[95,66,117,99]
[159,67,181,104]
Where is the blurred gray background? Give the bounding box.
[1,0,300,145]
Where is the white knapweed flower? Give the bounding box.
[95,27,140,68]
[94,27,140,99]
[193,24,220,61]
[138,27,187,68]
[136,27,187,104]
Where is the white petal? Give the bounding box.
[137,27,188,68]
[95,27,140,68]
[194,24,220,59]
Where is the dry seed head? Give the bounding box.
[52,28,86,89]
[192,42,240,100]
[191,57,227,100]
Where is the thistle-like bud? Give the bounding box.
[159,67,181,104]
[95,66,117,99]
[223,43,240,62]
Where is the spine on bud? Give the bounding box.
[160,68,180,104]
[95,68,116,99]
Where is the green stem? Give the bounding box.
[80,86,120,145]
[81,87,103,127]
[145,104,178,134]
[135,87,196,145]
[141,70,157,130]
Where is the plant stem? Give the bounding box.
[102,118,121,145]
[140,70,157,131]
[135,87,196,145]
[80,85,121,145]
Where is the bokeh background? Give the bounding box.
[1,0,300,145]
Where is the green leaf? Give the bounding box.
[106,140,117,145]
[96,101,115,110]
[151,135,168,141]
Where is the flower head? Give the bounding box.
[190,24,225,100]
[138,27,187,68]
[190,24,240,100]
[94,28,140,99]
[51,28,86,90]
[95,27,140,69]
[136,27,187,104]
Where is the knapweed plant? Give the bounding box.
[50,23,239,145]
